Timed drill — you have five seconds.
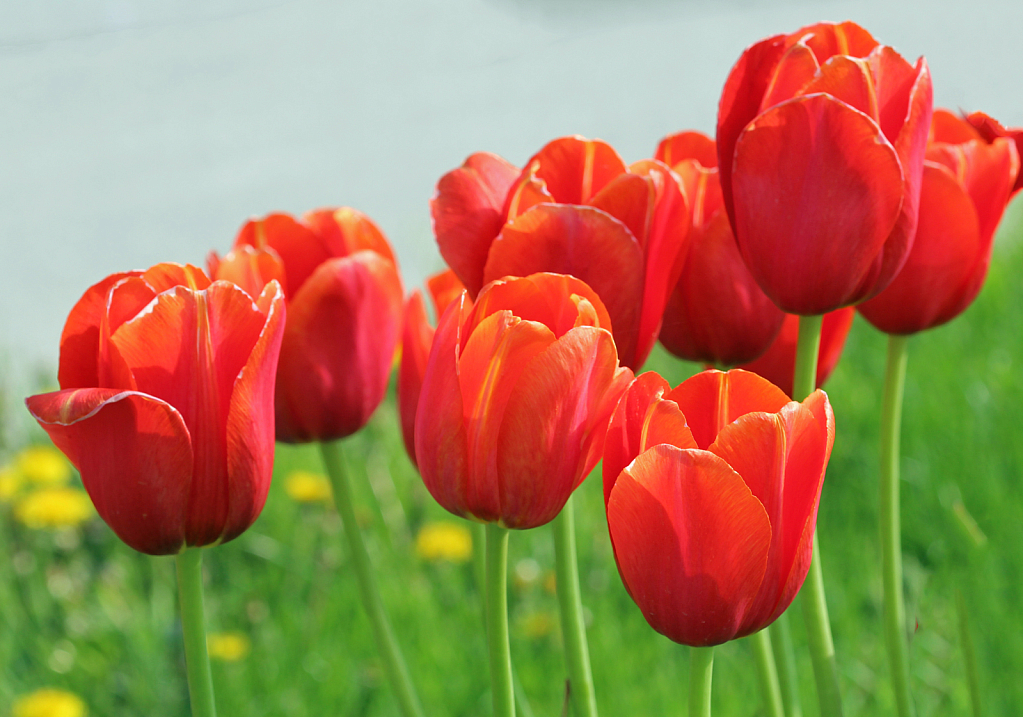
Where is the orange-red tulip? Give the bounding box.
[398,269,466,468]
[602,370,834,646]
[717,21,933,314]
[415,273,633,529]
[858,109,1020,334]
[967,111,1023,194]
[209,208,404,442]
[26,264,286,555]
[432,136,690,369]
[739,309,855,397]
[655,131,785,365]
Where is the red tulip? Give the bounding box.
[655,131,785,365]
[431,136,690,369]
[858,109,1021,334]
[415,273,633,529]
[398,269,466,468]
[967,111,1023,194]
[717,21,933,314]
[602,369,834,646]
[739,309,855,397]
[25,264,286,555]
[209,208,404,442]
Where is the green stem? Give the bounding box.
[769,614,802,717]
[472,522,534,717]
[486,523,515,717]
[956,589,982,717]
[750,629,785,717]
[793,314,843,717]
[175,548,217,717]
[321,440,424,717]
[552,497,598,717]
[689,646,715,717]
[880,334,914,717]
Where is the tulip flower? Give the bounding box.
[415,272,633,529]
[740,308,855,397]
[858,109,1020,334]
[209,208,404,442]
[602,369,834,647]
[717,21,933,314]
[432,136,690,369]
[654,130,785,366]
[398,269,466,468]
[25,263,286,556]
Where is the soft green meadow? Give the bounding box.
[3,198,1023,716]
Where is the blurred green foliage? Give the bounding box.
[3,202,1023,715]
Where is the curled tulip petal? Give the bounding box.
[236,213,330,298]
[732,94,905,312]
[275,252,403,442]
[602,372,697,505]
[398,291,434,468]
[26,389,193,556]
[209,245,288,300]
[522,136,627,205]
[432,152,521,295]
[484,204,645,368]
[655,131,718,169]
[607,444,772,647]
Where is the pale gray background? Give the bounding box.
[3,0,1021,380]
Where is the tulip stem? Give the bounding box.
[793,314,844,717]
[486,523,516,717]
[769,615,802,717]
[321,440,425,717]
[956,589,983,717]
[880,334,915,717]
[750,629,785,717]
[552,496,598,717]
[174,548,217,717]
[689,646,714,717]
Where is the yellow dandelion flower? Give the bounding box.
[17,446,72,485]
[13,688,87,717]
[415,521,473,562]
[207,631,251,661]
[284,471,332,503]
[0,465,24,502]
[15,488,94,529]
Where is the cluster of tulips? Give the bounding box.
[24,20,1022,717]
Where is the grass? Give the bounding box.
[3,199,1023,715]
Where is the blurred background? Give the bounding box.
[3,0,1022,378]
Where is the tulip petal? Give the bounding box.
[708,397,830,634]
[655,131,718,169]
[275,252,404,442]
[142,263,212,293]
[432,152,521,296]
[523,136,627,205]
[58,271,145,389]
[221,281,286,544]
[858,162,985,334]
[236,213,331,299]
[495,326,626,528]
[798,56,879,122]
[587,172,654,252]
[732,94,904,313]
[209,245,288,300]
[459,311,555,523]
[668,369,790,450]
[426,269,467,318]
[760,40,819,112]
[797,21,878,62]
[26,388,193,555]
[607,445,771,646]
[483,204,645,368]
[416,294,473,517]
[504,160,556,222]
[304,207,397,264]
[602,372,697,505]
[398,291,434,469]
